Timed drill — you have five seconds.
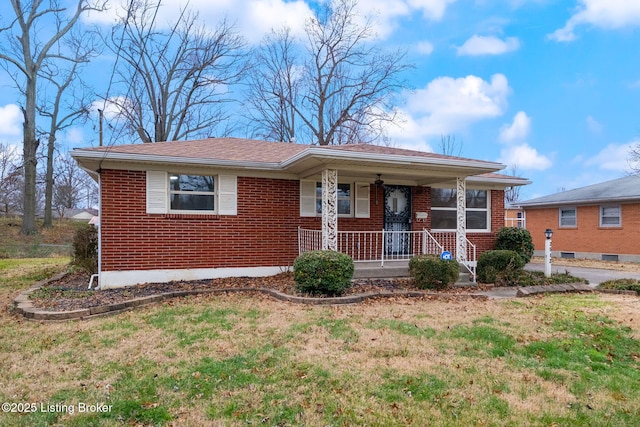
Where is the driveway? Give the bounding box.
[525,263,640,286]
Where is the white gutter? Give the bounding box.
[70,150,283,171]
[519,196,640,208]
[282,147,505,171]
[70,145,505,174]
[467,176,532,186]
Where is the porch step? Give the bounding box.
[454,272,472,287]
[353,261,409,279]
[353,262,474,284]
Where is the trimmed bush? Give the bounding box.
[72,223,98,274]
[599,279,640,294]
[495,227,534,264]
[293,250,354,296]
[409,254,459,290]
[477,250,525,284]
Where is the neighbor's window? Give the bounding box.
[315,182,352,215]
[559,207,576,227]
[169,174,216,212]
[431,188,489,231]
[600,205,621,227]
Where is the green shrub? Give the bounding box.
[477,250,525,284]
[293,250,354,296]
[409,254,459,290]
[72,223,98,274]
[599,279,640,294]
[495,227,534,264]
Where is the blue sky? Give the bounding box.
[1,0,639,201]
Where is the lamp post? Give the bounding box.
[544,228,553,277]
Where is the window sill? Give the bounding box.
[164,213,221,220]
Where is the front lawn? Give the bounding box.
[1,260,640,426]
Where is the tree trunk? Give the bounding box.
[20,75,38,235]
[43,132,56,228]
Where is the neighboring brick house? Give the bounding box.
[71,138,528,288]
[518,175,640,262]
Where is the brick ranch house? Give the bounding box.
[71,138,529,289]
[517,175,640,262]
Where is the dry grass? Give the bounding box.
[2,261,640,426]
[531,256,640,272]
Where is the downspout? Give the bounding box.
[88,169,102,290]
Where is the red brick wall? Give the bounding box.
[100,170,503,271]
[525,204,640,255]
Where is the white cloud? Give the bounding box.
[585,115,603,134]
[92,97,127,120]
[498,144,552,170]
[89,0,457,44]
[387,74,511,146]
[85,0,314,44]
[583,141,640,172]
[549,0,640,42]
[355,0,457,39]
[407,0,457,21]
[416,40,434,55]
[0,104,22,138]
[62,127,85,147]
[499,111,531,142]
[456,35,520,56]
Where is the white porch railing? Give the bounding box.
[298,227,477,281]
[429,231,477,281]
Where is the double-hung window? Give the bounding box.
[146,171,237,215]
[315,182,352,216]
[600,205,621,227]
[169,174,216,212]
[431,188,489,231]
[559,207,576,227]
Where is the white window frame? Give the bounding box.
[300,180,369,218]
[169,173,217,214]
[559,207,577,228]
[430,188,491,232]
[600,205,621,227]
[146,171,237,215]
[315,182,353,217]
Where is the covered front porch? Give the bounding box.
[298,227,477,280]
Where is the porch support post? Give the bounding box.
[456,176,467,263]
[321,168,338,251]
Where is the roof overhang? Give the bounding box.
[519,196,640,208]
[71,143,516,188]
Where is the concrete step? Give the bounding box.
[353,261,410,279]
[353,261,476,284]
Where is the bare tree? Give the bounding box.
[438,134,463,157]
[629,144,640,174]
[0,143,23,217]
[247,0,412,146]
[244,27,301,142]
[106,1,247,143]
[38,30,98,228]
[52,154,95,218]
[504,164,522,205]
[0,0,105,234]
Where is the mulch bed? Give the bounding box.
[29,272,490,312]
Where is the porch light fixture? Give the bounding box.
[374,174,384,204]
[544,228,553,239]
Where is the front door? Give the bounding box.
[384,185,412,255]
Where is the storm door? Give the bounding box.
[384,185,412,256]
